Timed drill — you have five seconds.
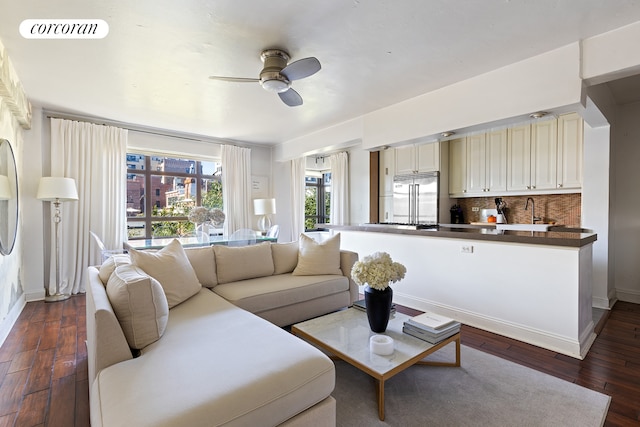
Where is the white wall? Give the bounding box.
[611,102,640,303]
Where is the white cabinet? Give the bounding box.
[507,124,532,191]
[531,118,558,190]
[508,120,558,191]
[395,142,439,175]
[448,138,467,195]
[486,129,508,192]
[378,148,395,196]
[557,113,583,189]
[466,130,507,193]
[452,114,583,197]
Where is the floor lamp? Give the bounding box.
[37,177,78,302]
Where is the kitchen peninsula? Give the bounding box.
[323,224,597,359]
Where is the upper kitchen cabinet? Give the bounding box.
[452,113,583,197]
[507,119,558,191]
[467,130,508,193]
[507,115,582,193]
[395,142,440,175]
[557,112,583,190]
[448,137,467,195]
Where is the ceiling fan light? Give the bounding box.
[261,78,290,93]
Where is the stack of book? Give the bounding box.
[402,311,461,344]
[352,299,396,314]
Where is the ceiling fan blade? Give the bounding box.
[278,88,303,107]
[208,76,260,83]
[281,57,321,81]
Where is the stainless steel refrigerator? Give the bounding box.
[392,172,439,225]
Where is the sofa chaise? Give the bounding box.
[86,234,358,427]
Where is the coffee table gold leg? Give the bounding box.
[455,336,461,367]
[377,379,385,420]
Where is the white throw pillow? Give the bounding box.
[129,239,202,308]
[271,241,299,275]
[213,242,275,284]
[184,246,217,288]
[292,233,342,276]
[98,254,131,285]
[106,264,169,350]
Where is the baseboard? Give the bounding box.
[0,294,26,347]
[615,287,640,304]
[25,288,46,302]
[393,293,590,359]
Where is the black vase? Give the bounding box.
[364,285,393,332]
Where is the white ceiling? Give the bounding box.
[2,1,640,145]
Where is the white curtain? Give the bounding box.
[330,151,349,225]
[290,157,306,239]
[221,145,252,235]
[50,118,127,294]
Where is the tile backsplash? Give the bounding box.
[453,194,581,227]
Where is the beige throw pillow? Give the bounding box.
[129,239,202,308]
[213,242,275,284]
[292,233,342,276]
[184,246,217,288]
[271,241,299,274]
[98,254,131,285]
[106,264,169,350]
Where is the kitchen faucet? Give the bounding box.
[524,197,542,224]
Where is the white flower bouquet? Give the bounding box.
[189,206,226,226]
[351,252,406,290]
[188,206,211,224]
[209,208,225,226]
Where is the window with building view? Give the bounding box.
[305,173,331,230]
[126,153,222,239]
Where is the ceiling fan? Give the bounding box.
[209,49,321,107]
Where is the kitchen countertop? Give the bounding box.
[319,223,597,248]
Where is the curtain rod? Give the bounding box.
[42,109,262,148]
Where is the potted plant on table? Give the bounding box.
[351,252,406,332]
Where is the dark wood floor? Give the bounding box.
[0,296,639,426]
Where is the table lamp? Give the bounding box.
[37,177,79,302]
[253,198,276,234]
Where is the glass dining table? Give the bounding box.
[124,235,277,251]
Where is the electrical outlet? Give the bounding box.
[461,245,474,254]
[472,207,479,212]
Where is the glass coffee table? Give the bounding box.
[292,308,461,421]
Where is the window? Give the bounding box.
[305,173,331,230]
[126,153,222,239]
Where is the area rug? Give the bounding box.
[333,343,610,427]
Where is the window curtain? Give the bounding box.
[221,144,252,235]
[290,157,305,239]
[49,118,127,294]
[329,151,349,225]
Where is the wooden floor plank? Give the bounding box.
[14,389,49,426]
[46,375,76,427]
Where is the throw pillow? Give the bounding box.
[106,264,169,350]
[292,233,342,276]
[271,241,299,274]
[213,242,275,284]
[129,239,202,308]
[98,254,131,285]
[184,246,218,288]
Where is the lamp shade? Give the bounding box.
[253,198,276,215]
[37,177,78,201]
[0,175,11,200]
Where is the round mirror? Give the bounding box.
[0,139,18,255]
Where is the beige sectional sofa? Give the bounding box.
[87,235,359,427]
